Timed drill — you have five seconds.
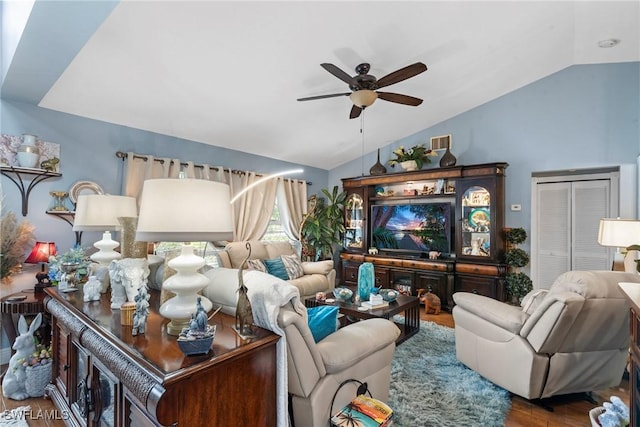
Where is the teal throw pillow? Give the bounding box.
[263,257,290,281]
[307,305,339,342]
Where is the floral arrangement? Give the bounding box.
[1,210,35,279]
[48,246,90,284]
[388,144,438,169]
[17,342,52,369]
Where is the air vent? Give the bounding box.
[430,134,451,151]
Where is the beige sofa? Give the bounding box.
[217,240,336,300]
[452,270,640,401]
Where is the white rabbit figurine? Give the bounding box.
[2,313,43,400]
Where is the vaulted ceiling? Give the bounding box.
[3,1,638,170]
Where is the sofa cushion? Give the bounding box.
[247,259,267,273]
[264,257,290,281]
[226,240,268,268]
[307,305,339,342]
[302,260,334,275]
[281,254,304,280]
[265,241,296,258]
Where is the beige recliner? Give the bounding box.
[278,301,400,427]
[452,270,640,401]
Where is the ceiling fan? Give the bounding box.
[297,62,428,119]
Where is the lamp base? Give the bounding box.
[166,318,190,336]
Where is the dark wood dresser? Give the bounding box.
[619,282,640,427]
[44,287,278,426]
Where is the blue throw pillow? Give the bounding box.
[263,257,290,281]
[307,305,339,342]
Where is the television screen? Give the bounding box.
[370,203,452,254]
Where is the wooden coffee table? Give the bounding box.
[305,293,420,345]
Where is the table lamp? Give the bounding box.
[135,178,234,335]
[73,194,138,265]
[598,218,640,273]
[25,241,57,292]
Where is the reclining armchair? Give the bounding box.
[452,270,640,401]
[278,301,400,427]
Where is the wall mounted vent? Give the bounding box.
[430,134,451,151]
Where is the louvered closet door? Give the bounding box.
[534,179,611,287]
[535,182,571,287]
[572,180,610,270]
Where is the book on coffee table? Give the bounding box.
[361,300,389,309]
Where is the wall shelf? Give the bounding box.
[1,166,61,216]
[45,211,81,246]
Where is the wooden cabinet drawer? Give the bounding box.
[343,263,360,285]
[374,258,404,267]
[456,263,501,276]
[340,253,365,262]
[403,259,444,271]
[455,275,497,299]
[374,269,390,288]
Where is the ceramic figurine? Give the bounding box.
[132,284,150,336]
[177,298,219,356]
[2,314,42,400]
[83,275,102,302]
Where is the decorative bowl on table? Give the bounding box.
[379,289,399,302]
[333,287,353,302]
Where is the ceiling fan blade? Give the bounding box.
[349,105,363,119]
[376,62,428,89]
[321,63,358,87]
[377,92,423,106]
[297,92,351,102]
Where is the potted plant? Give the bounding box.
[300,186,346,261]
[388,144,438,171]
[504,227,533,303]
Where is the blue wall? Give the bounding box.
[330,62,640,238]
[2,62,637,256]
[1,100,329,254]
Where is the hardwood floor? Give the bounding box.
[422,310,628,427]
[0,272,627,426]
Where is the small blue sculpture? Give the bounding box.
[357,262,375,301]
[132,285,150,336]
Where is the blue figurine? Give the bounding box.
[195,296,208,331]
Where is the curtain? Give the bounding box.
[277,177,308,241]
[228,171,278,241]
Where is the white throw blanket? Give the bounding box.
[242,270,306,427]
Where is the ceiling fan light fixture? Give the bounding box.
[350,90,378,108]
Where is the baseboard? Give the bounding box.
[1,347,11,365]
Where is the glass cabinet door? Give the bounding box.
[344,193,364,250]
[92,365,117,427]
[460,185,492,258]
[72,344,90,424]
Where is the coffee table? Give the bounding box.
[305,293,420,345]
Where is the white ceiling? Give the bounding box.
[23,1,640,170]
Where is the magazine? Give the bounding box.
[331,395,393,427]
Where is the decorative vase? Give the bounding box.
[399,160,418,171]
[369,149,387,175]
[17,134,39,168]
[118,217,148,259]
[439,146,457,167]
[357,262,375,301]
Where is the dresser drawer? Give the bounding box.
[402,259,446,271]
[342,263,360,285]
[455,263,501,276]
[373,258,404,267]
[455,274,497,299]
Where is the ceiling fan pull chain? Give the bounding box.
[361,112,365,176]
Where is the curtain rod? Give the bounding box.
[115,151,311,185]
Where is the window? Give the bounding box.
[154,241,224,268]
[262,200,290,243]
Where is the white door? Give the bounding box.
[531,170,618,288]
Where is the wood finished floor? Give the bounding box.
[0,305,627,426]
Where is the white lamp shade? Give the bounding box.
[350,90,378,108]
[598,218,640,248]
[135,179,234,242]
[73,195,138,232]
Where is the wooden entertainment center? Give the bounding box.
[44,287,278,426]
[340,162,508,310]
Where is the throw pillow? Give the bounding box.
[263,258,290,281]
[246,259,267,273]
[307,305,339,342]
[280,254,304,280]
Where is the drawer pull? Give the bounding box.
[350,273,355,279]
[472,289,479,294]
[63,364,70,371]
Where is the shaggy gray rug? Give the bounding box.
[388,321,511,426]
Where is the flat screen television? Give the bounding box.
[370,202,452,255]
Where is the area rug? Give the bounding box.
[0,405,30,427]
[388,321,511,426]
